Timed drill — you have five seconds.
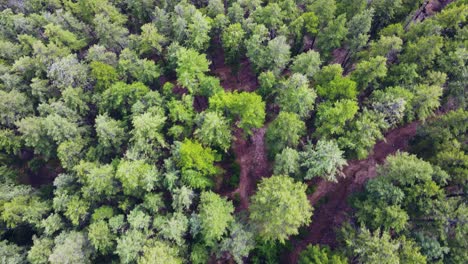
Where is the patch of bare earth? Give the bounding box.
[209,43,258,92]
[284,121,419,263]
[230,127,271,211]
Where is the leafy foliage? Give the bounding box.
[250,175,313,243]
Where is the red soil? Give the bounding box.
[210,43,258,92]
[229,127,271,211]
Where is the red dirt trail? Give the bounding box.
[284,121,419,263]
[229,127,271,211]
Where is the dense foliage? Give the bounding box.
[0,0,466,263]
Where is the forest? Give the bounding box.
[0,0,466,263]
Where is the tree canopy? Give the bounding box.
[0,0,464,263]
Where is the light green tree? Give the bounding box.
[266,112,306,156]
[198,191,234,246]
[290,50,322,78]
[49,231,93,264]
[194,112,232,152]
[88,220,115,254]
[27,236,54,264]
[139,240,183,264]
[176,139,219,189]
[0,90,32,127]
[222,23,245,67]
[314,100,359,138]
[274,147,301,177]
[250,175,313,243]
[209,91,265,135]
[115,160,159,196]
[298,244,347,264]
[276,74,317,118]
[300,140,347,182]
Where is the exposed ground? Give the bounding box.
[229,127,271,211]
[209,40,258,92]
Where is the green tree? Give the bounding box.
[93,13,128,52]
[298,244,347,264]
[44,23,86,51]
[345,9,374,56]
[139,240,183,264]
[300,140,347,182]
[0,90,32,128]
[264,35,291,75]
[290,50,321,78]
[198,191,234,246]
[219,221,255,263]
[316,14,347,59]
[342,227,400,264]
[351,56,387,90]
[46,54,88,89]
[100,82,149,119]
[207,0,225,17]
[369,35,403,58]
[187,12,212,51]
[336,0,367,19]
[115,229,146,263]
[290,12,319,47]
[90,61,118,92]
[1,195,50,228]
[316,75,357,101]
[85,44,118,65]
[314,64,343,86]
[410,109,468,184]
[115,159,159,196]
[221,23,245,67]
[266,112,306,157]
[74,161,117,199]
[64,195,89,226]
[0,240,25,264]
[127,110,167,161]
[167,95,196,139]
[410,84,442,121]
[28,236,54,264]
[133,23,165,56]
[252,3,284,31]
[370,87,411,127]
[49,231,92,264]
[194,112,232,152]
[250,175,313,243]
[338,109,389,159]
[314,100,359,138]
[16,116,54,159]
[175,47,211,94]
[159,213,189,246]
[400,36,443,71]
[176,139,219,189]
[95,114,126,157]
[276,74,317,118]
[88,220,115,254]
[307,0,337,26]
[209,91,265,135]
[118,48,161,84]
[274,147,300,177]
[246,29,291,75]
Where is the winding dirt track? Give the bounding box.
[284,121,419,263]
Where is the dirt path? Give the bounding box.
[284,121,419,263]
[229,127,271,211]
[209,40,258,92]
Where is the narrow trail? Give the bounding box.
[229,127,271,211]
[284,121,419,263]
